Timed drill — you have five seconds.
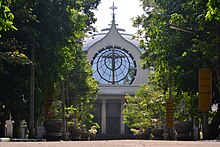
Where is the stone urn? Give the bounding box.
[89,133,96,140]
[43,119,62,141]
[68,127,82,140]
[174,121,193,140]
[151,128,164,140]
[134,131,147,140]
[81,131,90,141]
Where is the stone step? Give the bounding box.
[0,138,11,142]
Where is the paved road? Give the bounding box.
[1,140,220,147]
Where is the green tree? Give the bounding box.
[123,84,165,132]
[31,0,100,120]
[0,0,100,137]
[135,0,220,139]
[0,0,33,137]
[65,49,98,130]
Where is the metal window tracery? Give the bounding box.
[91,46,137,85]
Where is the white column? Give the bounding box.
[120,99,125,134]
[101,99,106,134]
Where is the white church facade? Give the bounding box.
[83,3,149,139]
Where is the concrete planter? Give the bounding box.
[151,128,164,140]
[174,121,193,140]
[134,131,151,140]
[43,119,62,141]
[68,127,81,140]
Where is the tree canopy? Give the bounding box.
[123,84,165,132]
[0,0,29,72]
[0,0,100,137]
[134,0,220,139]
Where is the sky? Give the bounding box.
[94,0,144,34]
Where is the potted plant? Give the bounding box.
[151,119,164,140]
[81,127,90,141]
[65,105,82,140]
[43,100,63,141]
[68,125,82,140]
[173,91,197,140]
[174,120,193,140]
[131,128,150,140]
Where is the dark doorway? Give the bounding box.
[106,99,120,134]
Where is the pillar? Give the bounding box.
[120,99,125,134]
[101,99,106,134]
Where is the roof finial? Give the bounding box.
[110,2,117,22]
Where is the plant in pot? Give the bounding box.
[65,105,82,140]
[43,100,63,141]
[65,104,100,141]
[173,91,197,140]
[65,103,91,141]
[151,118,164,140]
[130,128,150,140]
[80,113,100,141]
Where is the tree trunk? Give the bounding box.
[44,87,54,119]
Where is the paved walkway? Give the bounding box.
[1,140,220,147]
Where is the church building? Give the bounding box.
[83,3,149,139]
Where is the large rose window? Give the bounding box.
[91,46,137,84]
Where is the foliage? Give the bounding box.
[48,100,63,119]
[63,47,98,130]
[172,91,198,121]
[136,0,220,100]
[65,105,78,127]
[0,0,17,35]
[32,0,100,121]
[135,0,220,139]
[0,0,100,137]
[206,0,220,22]
[130,128,142,135]
[0,0,30,72]
[123,84,165,131]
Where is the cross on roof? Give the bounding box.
[110,2,117,16]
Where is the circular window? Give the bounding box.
[91,46,137,84]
